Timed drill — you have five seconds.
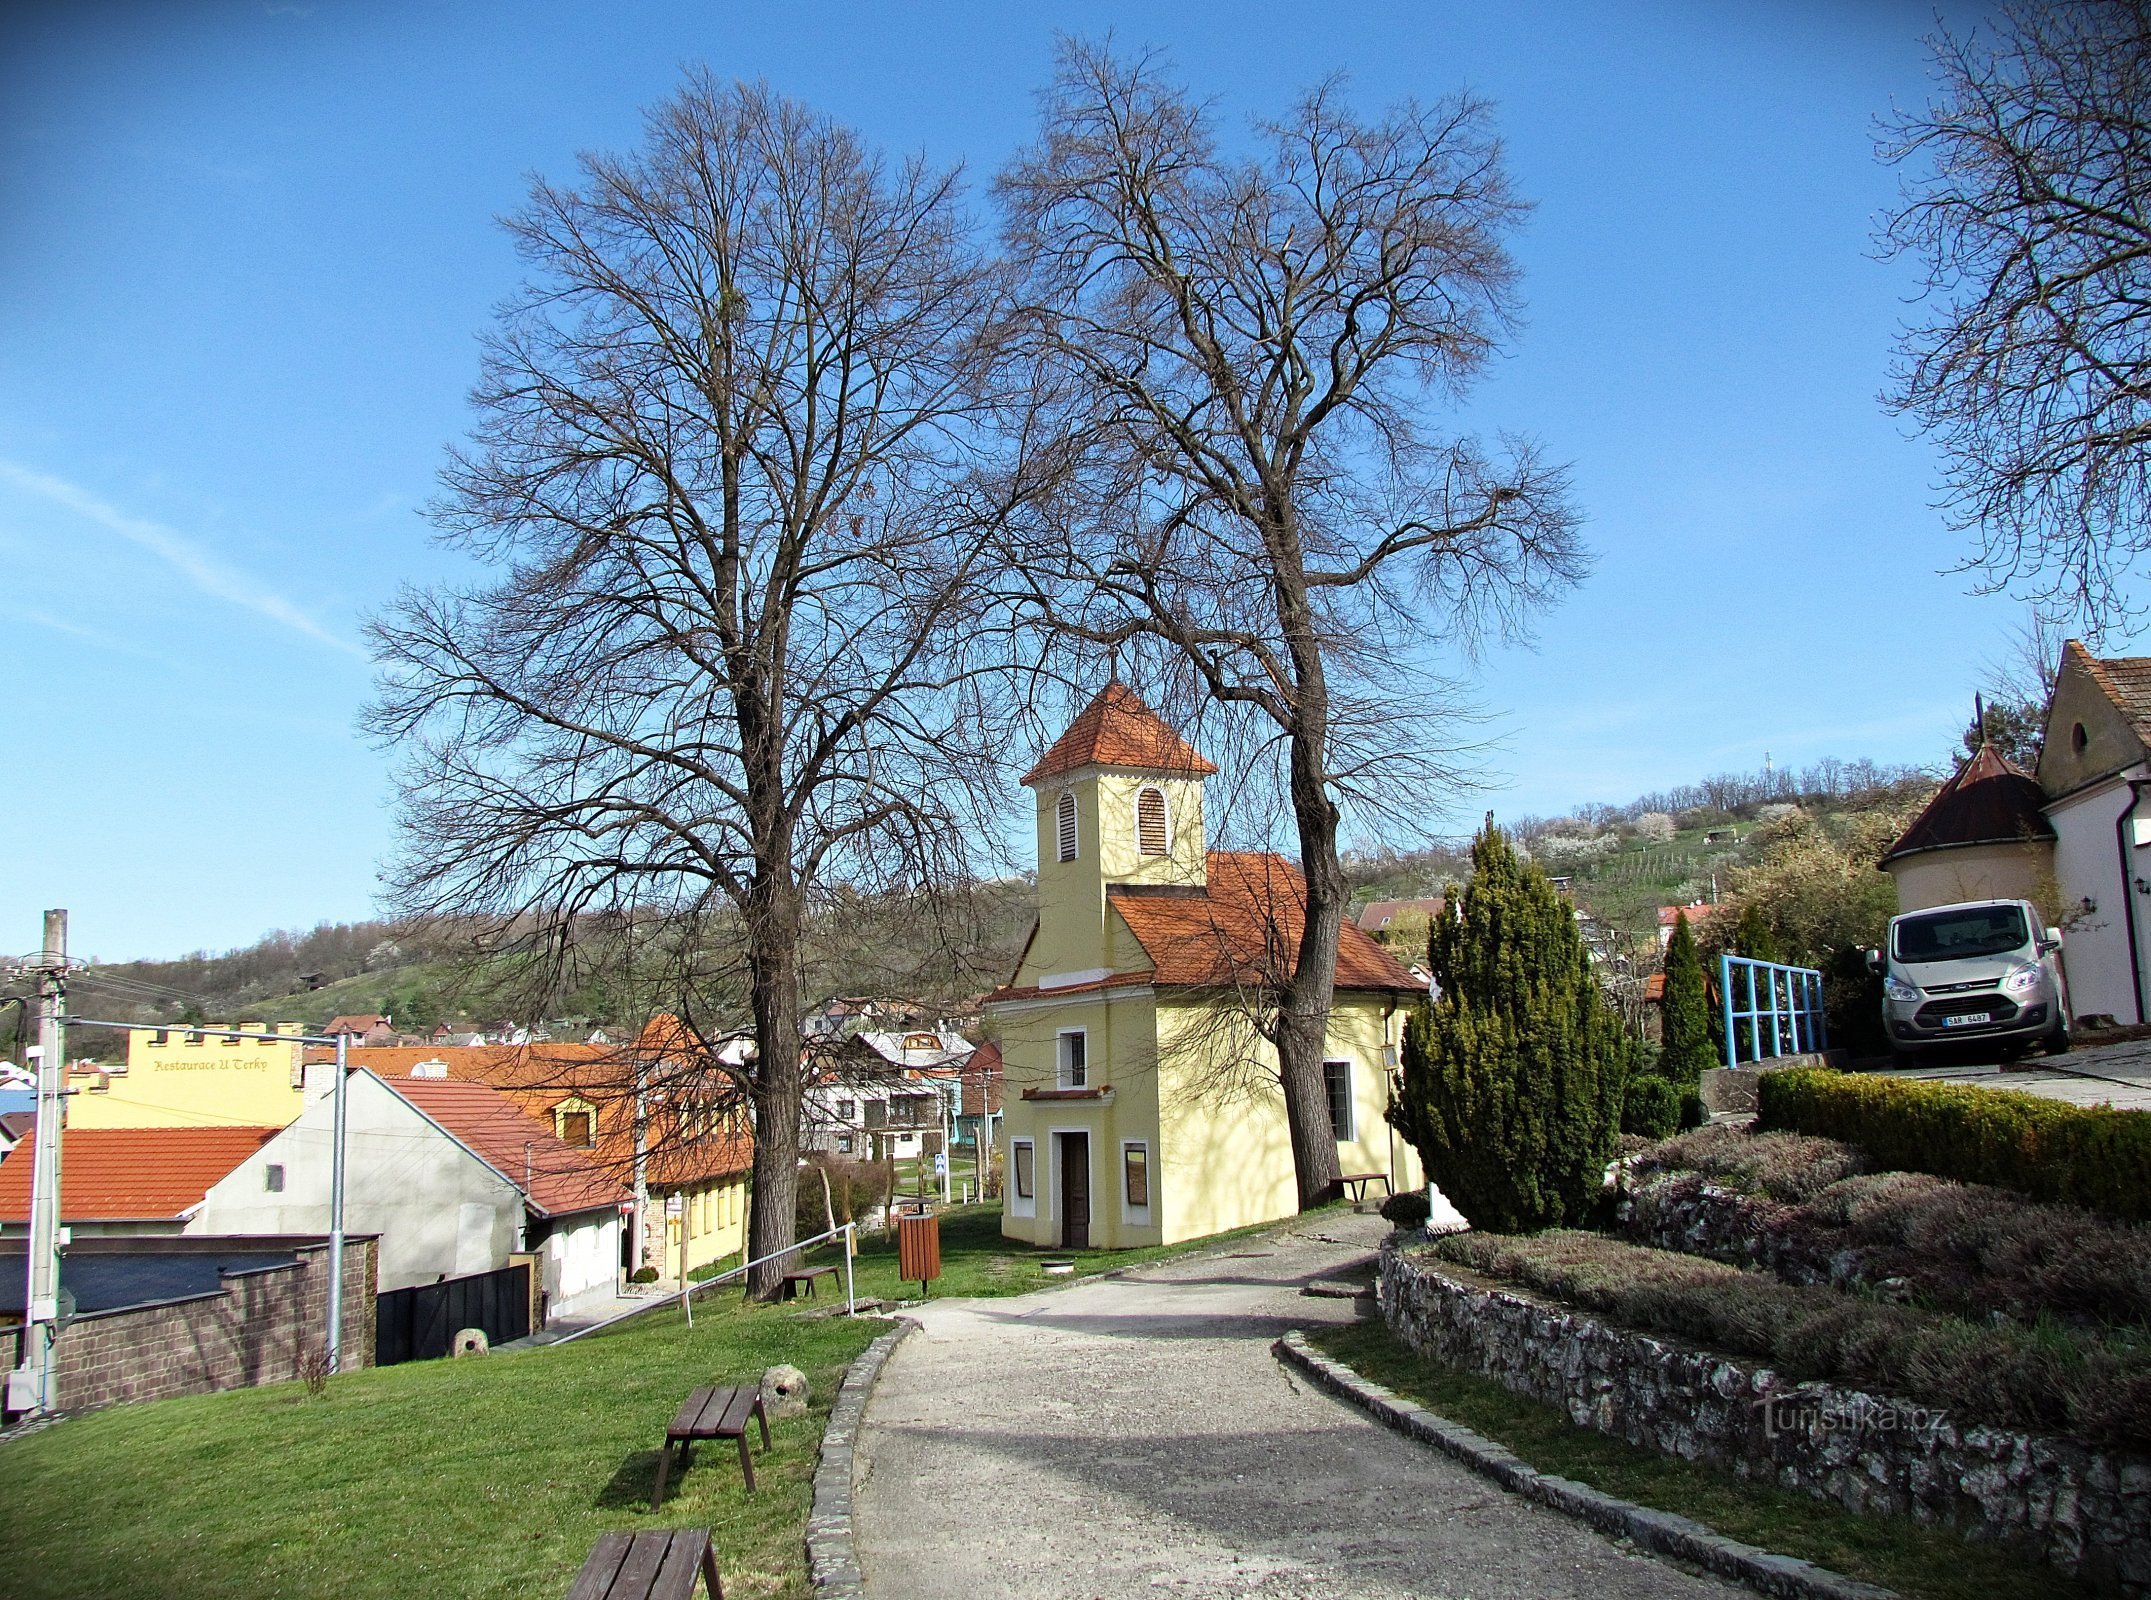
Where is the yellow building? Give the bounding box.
[66,1022,307,1130]
[988,685,1425,1250]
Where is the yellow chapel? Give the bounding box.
[987,684,1425,1250]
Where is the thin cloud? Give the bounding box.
[0,461,362,659]
[20,609,159,661]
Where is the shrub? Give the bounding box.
[1637,1123,1869,1203]
[1389,819,1629,1233]
[1628,1126,2151,1328]
[1432,1228,2151,1448]
[1678,1090,1707,1130]
[1621,1075,1681,1139]
[628,1266,660,1284]
[1379,1190,1433,1229]
[1759,1067,2151,1222]
[1657,911,1714,1088]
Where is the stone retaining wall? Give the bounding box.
[1380,1241,2151,1595]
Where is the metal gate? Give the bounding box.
[374,1262,531,1365]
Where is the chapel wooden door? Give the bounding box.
[1058,1131,1090,1249]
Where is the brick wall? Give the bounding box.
[50,1237,377,1412]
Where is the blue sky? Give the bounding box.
[0,0,2030,960]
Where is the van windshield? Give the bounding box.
[1893,904,2030,964]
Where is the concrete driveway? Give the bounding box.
[852,1214,1746,1599]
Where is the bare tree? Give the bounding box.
[995,43,1583,1208]
[1882,0,2151,637]
[366,75,1022,1295]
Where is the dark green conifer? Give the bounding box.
[1658,910,1716,1086]
[1388,818,1628,1232]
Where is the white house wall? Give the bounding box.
[534,1210,620,1314]
[191,1073,523,1292]
[2046,772,2148,1024]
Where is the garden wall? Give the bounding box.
[1380,1240,2151,1595]
[44,1237,377,1412]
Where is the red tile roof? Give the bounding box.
[377,1073,629,1218]
[1658,903,1719,928]
[1881,741,2053,863]
[1021,683,1219,785]
[1110,853,1415,991]
[990,852,1417,1002]
[346,1031,750,1190]
[2070,641,2151,745]
[0,1125,279,1222]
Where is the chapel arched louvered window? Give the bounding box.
[1136,786,1168,856]
[1056,790,1078,862]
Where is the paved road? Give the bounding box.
[1880,1033,2151,1112]
[852,1214,1746,1600]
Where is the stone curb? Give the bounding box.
[1274,1330,1896,1600]
[807,1318,917,1598]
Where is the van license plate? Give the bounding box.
[1942,1013,1990,1028]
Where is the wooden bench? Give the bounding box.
[779,1264,839,1300]
[650,1386,770,1510]
[1338,1172,1393,1204]
[567,1528,723,1599]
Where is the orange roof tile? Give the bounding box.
[0,1125,278,1222]
[1021,683,1219,786]
[345,1035,751,1190]
[986,851,1416,1002]
[378,1074,630,1218]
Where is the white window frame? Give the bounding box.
[1324,1057,1356,1142]
[1057,1027,1089,1090]
[1120,1138,1152,1226]
[1055,790,1079,863]
[1009,1137,1036,1217]
[1134,785,1170,857]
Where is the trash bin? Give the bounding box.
[897,1209,942,1292]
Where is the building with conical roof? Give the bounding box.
[987,685,1423,1250]
[1879,738,2055,912]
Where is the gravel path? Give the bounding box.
[852,1213,1748,1599]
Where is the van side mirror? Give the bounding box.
[2041,927,2063,955]
[1863,947,1882,975]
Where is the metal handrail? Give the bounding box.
[1718,955,1828,1066]
[548,1219,858,1345]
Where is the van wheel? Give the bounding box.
[2044,1023,2072,1057]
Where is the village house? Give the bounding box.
[1656,901,1718,949]
[0,1124,283,1238]
[192,1069,627,1315]
[802,1028,996,1164]
[986,684,1425,1251]
[1880,642,2151,1025]
[339,1017,752,1283]
[64,1021,309,1130]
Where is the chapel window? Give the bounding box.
[1136,787,1168,856]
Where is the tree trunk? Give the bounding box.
[1274,563,1347,1210]
[745,873,805,1299]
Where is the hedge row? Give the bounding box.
[1755,1067,2151,1223]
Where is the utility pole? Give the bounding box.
[326,1030,349,1372]
[10,910,69,1416]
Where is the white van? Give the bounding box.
[1869,898,2069,1061]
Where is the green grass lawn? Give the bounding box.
[745,1198,1344,1302]
[1309,1320,2094,1600]
[0,1297,886,1600]
[0,1201,1318,1600]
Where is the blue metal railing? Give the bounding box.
[1719,954,1828,1066]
